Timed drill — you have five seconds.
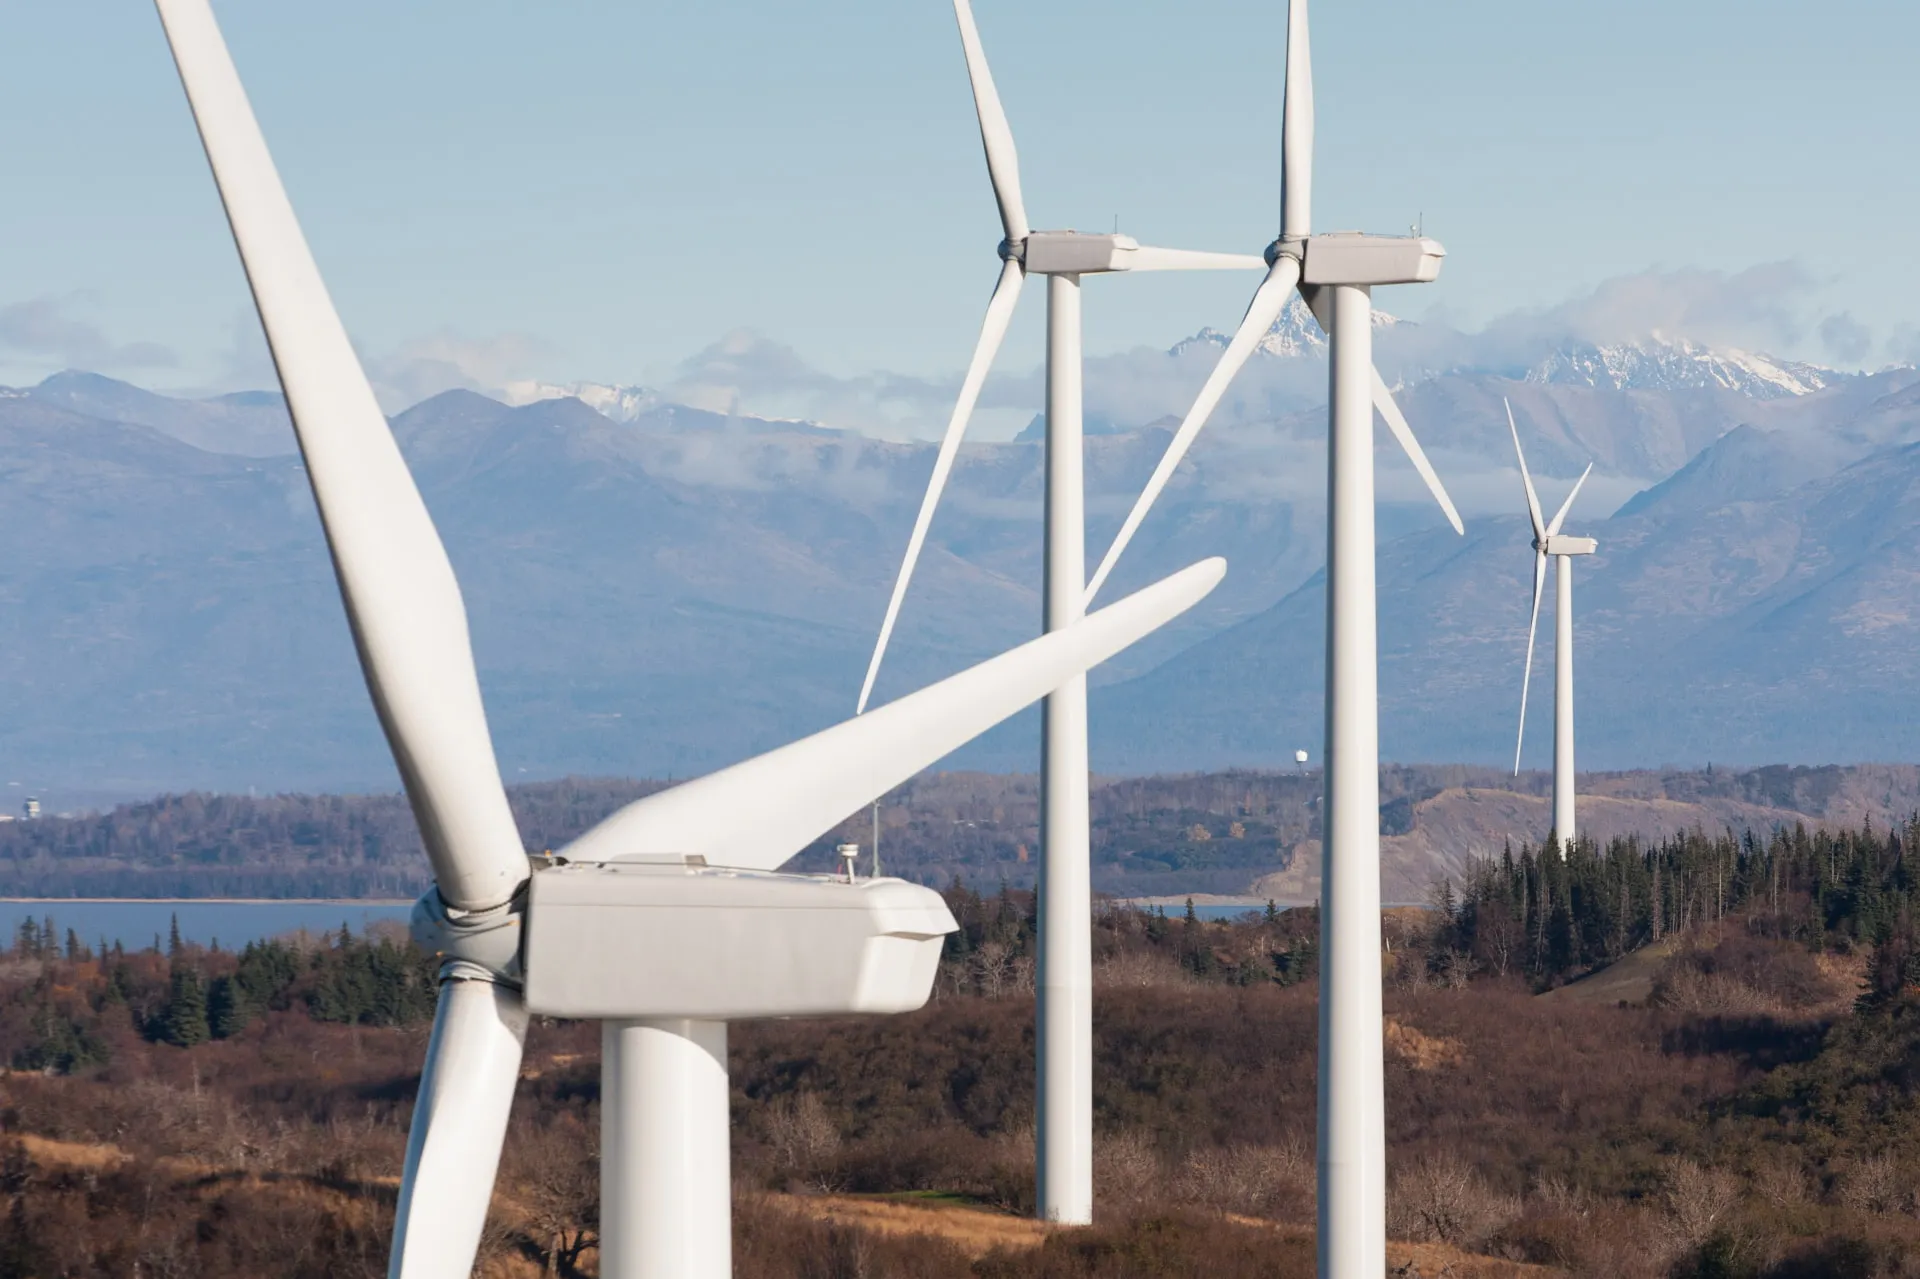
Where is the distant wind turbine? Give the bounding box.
[1507,399,1596,855]
[853,0,1264,1226]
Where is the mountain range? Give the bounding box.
[1,318,1916,797]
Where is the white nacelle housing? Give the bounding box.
[1544,535,1598,556]
[1022,231,1137,274]
[521,860,958,1020]
[1301,233,1445,286]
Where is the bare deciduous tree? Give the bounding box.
[971,941,1016,1000]
[1839,1153,1911,1217]
[1387,1154,1519,1248]
[510,1118,599,1277]
[762,1093,843,1192]
[1659,1158,1741,1253]
[1093,1129,1161,1207]
[1173,1141,1312,1221]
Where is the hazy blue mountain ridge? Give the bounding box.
[1092,411,1920,772]
[2,347,1916,794]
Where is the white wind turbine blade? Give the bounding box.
[1546,462,1594,537]
[1514,549,1547,776]
[1120,245,1270,273]
[389,979,529,1279]
[568,557,1226,870]
[1506,398,1546,543]
[953,0,1028,244]
[1371,370,1464,535]
[1281,0,1313,240]
[156,0,526,912]
[856,258,1024,714]
[1084,258,1300,606]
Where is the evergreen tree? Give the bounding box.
[14,1000,107,1073]
[207,975,251,1039]
[307,935,438,1027]
[1180,898,1212,975]
[233,940,303,1012]
[167,914,184,958]
[159,967,211,1047]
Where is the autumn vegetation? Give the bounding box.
[4,810,1920,1273]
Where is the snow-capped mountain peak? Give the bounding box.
[501,379,657,423]
[1168,296,1404,360]
[1525,335,1843,399]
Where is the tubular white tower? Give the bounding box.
[1507,401,1596,858]
[1318,283,1385,1279]
[601,1020,731,1278]
[1039,272,1094,1223]
[1057,0,1458,1265]
[1554,557,1575,845]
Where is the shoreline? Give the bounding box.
[0,897,415,906]
[1112,894,1431,910]
[1114,894,1301,909]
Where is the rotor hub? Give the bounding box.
[411,884,527,986]
[1265,236,1305,269]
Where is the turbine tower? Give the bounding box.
[1073,2,1460,1274]
[1507,400,1595,855]
[153,3,1226,1275]
[854,0,1264,1225]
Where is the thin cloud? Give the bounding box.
[1422,263,1856,376]
[1818,312,1872,365]
[0,296,176,373]
[364,331,552,412]
[665,329,966,439]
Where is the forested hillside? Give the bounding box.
[6,818,1920,1274]
[1,763,1915,901]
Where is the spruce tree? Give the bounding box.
[207,975,251,1040]
[160,968,211,1047]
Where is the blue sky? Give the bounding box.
[3,0,1917,422]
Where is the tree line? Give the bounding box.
[1433,817,1920,997]
[2,917,440,1072]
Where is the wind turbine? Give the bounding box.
[1507,400,1595,855]
[152,3,1225,1276]
[1083,0,1461,607]
[1069,1,1458,1274]
[853,0,1264,1225]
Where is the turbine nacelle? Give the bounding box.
[1540,534,1597,556]
[414,858,963,1023]
[522,862,955,1020]
[1299,232,1446,287]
